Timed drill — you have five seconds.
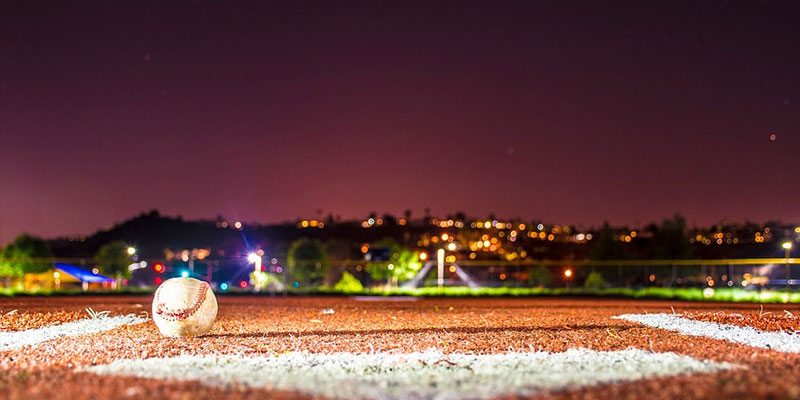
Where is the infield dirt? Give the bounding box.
[1,296,799,400]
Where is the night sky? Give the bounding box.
[1,1,798,244]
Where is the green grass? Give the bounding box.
[315,286,800,303]
[0,287,155,297]
[2,285,799,304]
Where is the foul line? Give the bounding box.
[0,315,147,351]
[613,313,800,353]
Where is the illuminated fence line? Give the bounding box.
[2,256,797,295]
[319,258,800,267]
[2,257,796,266]
[453,258,800,267]
[325,258,798,291]
[15,257,796,268]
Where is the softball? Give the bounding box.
[152,277,218,337]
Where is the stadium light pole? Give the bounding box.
[247,252,263,292]
[437,249,445,289]
[783,242,792,294]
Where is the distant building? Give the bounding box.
[24,263,115,291]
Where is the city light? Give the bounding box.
[180,271,189,278]
[419,252,428,261]
[153,263,165,273]
[220,282,229,291]
[564,269,573,278]
[247,253,261,263]
[127,246,136,255]
[782,242,793,250]
[128,262,148,271]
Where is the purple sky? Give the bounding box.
[1,1,798,244]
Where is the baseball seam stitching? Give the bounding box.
[154,281,210,321]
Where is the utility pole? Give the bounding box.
[437,249,445,289]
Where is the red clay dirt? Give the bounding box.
[0,310,85,331]
[1,295,799,400]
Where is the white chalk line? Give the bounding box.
[613,313,800,353]
[0,315,147,351]
[86,349,732,400]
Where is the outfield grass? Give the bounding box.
[316,286,800,304]
[0,287,155,297]
[2,285,799,304]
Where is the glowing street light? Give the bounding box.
[783,241,793,295]
[248,252,263,291]
[127,246,136,255]
[248,252,262,274]
[247,252,261,264]
[563,268,574,289]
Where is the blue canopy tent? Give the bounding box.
[54,263,115,283]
